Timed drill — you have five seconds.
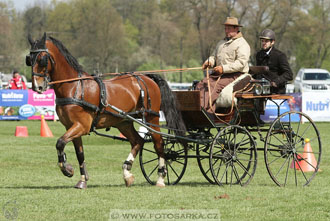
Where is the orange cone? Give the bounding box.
[15,126,28,137]
[290,154,302,169]
[40,115,53,137]
[119,133,126,138]
[292,138,319,172]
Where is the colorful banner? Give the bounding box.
[0,89,55,120]
[0,90,28,120]
[28,89,55,120]
[260,93,302,122]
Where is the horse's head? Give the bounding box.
[27,32,54,93]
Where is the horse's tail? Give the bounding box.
[147,74,186,136]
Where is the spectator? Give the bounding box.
[8,70,27,90]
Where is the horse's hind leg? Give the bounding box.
[73,137,89,189]
[118,122,145,187]
[147,117,166,187]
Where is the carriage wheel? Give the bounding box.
[139,136,187,185]
[264,111,321,187]
[209,125,257,186]
[196,143,216,184]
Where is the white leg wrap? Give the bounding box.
[159,157,165,168]
[81,175,86,182]
[156,157,166,187]
[126,153,135,162]
[123,153,135,179]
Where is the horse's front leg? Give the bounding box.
[56,138,74,178]
[73,137,89,189]
[56,122,89,187]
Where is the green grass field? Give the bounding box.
[0,120,329,220]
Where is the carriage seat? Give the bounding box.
[248,66,269,76]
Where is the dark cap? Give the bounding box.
[259,29,275,40]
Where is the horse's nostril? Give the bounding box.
[38,86,43,91]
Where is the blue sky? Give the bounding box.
[11,0,52,11]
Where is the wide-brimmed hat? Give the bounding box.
[223,17,243,27]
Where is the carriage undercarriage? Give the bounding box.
[137,90,321,187]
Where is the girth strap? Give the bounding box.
[90,76,107,131]
[56,97,100,112]
[93,76,107,108]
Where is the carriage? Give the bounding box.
[27,33,321,188]
[138,80,321,187]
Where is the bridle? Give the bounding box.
[26,45,94,87]
[26,48,55,87]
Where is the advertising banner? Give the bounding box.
[27,89,55,120]
[260,93,302,122]
[0,89,55,120]
[0,90,28,120]
[302,92,330,122]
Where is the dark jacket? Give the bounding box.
[256,47,293,94]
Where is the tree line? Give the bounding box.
[1,0,330,83]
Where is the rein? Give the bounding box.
[47,67,203,85]
[48,76,94,85]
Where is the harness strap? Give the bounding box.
[73,72,82,99]
[126,109,160,117]
[90,76,108,131]
[94,76,107,108]
[133,75,147,122]
[56,97,100,112]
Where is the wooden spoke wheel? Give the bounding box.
[264,111,321,186]
[196,143,216,184]
[209,125,257,186]
[139,136,187,185]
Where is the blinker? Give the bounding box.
[39,55,48,67]
[25,55,31,66]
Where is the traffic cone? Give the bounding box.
[290,154,302,169]
[40,115,53,137]
[291,138,319,172]
[119,133,126,138]
[15,126,28,137]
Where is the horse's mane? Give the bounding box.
[48,36,84,73]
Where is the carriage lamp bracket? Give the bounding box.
[252,78,271,95]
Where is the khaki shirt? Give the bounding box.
[205,32,250,74]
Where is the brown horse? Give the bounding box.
[27,33,185,189]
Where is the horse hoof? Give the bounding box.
[59,163,74,177]
[124,175,135,187]
[75,180,87,189]
[156,182,165,188]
